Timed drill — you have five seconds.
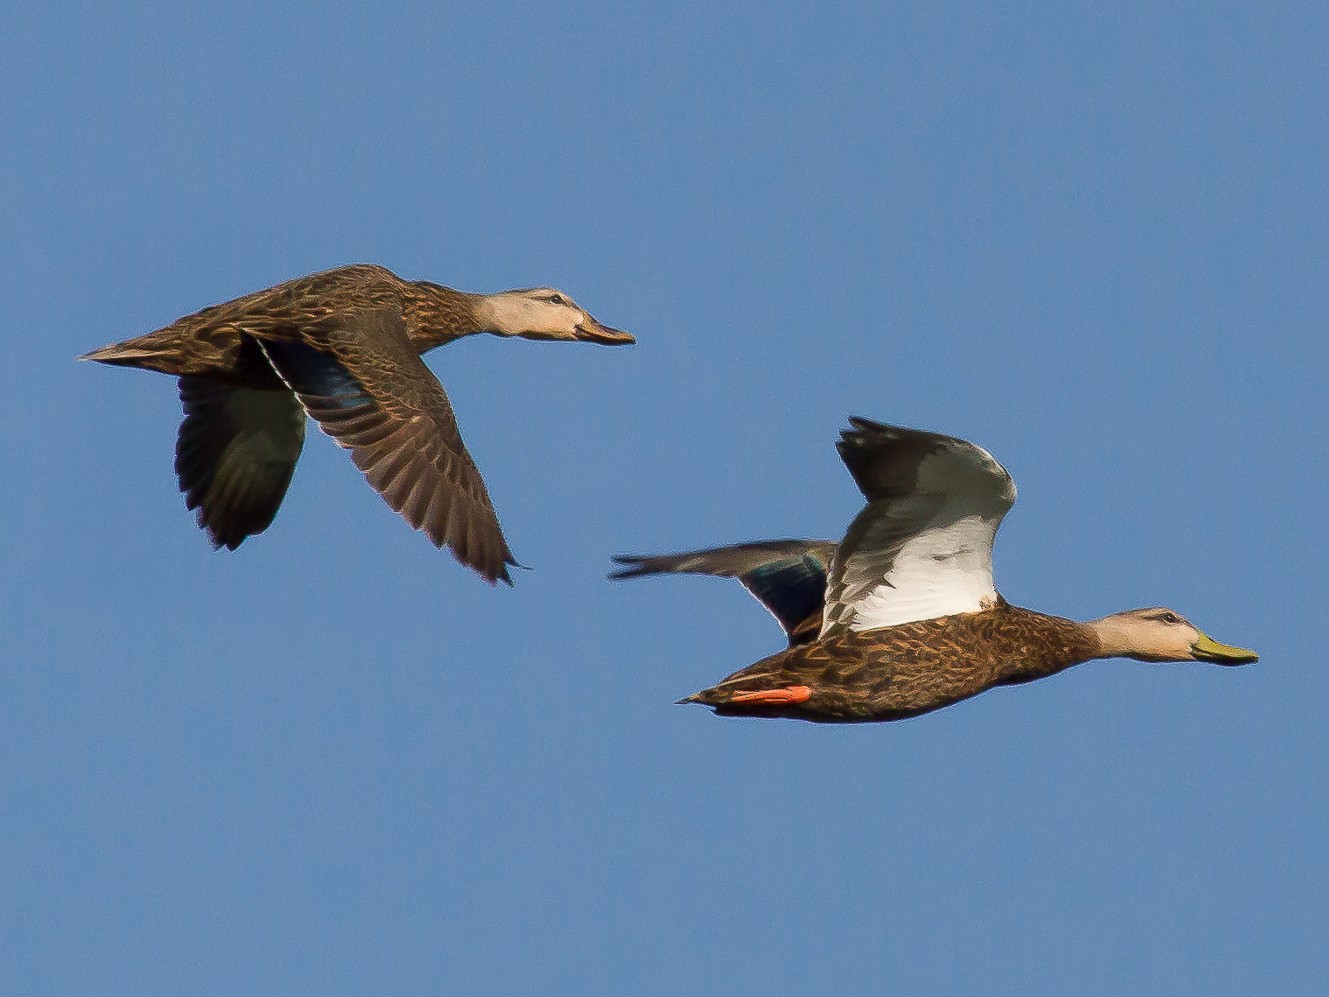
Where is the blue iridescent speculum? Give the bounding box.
[261,340,369,410]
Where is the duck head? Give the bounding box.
[1088,607,1258,665]
[479,288,634,345]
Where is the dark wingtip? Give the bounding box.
[202,525,231,552]
[490,553,529,586]
[837,417,920,475]
[839,415,889,445]
[675,693,704,705]
[497,558,531,586]
[204,529,245,552]
[607,555,649,580]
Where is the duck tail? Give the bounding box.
[79,329,187,375]
[676,684,739,707]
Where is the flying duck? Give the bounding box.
[614,419,1257,722]
[82,264,633,583]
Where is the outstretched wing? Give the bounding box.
[821,418,1016,637]
[175,374,306,550]
[611,540,838,644]
[256,309,517,584]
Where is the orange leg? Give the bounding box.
[729,685,813,705]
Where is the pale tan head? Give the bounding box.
[1087,607,1258,665]
[477,288,634,345]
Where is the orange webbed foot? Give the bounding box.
[728,685,813,705]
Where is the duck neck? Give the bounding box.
[994,607,1104,683]
[404,282,492,352]
[1081,615,1146,661]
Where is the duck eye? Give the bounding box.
[548,294,566,306]
[1161,612,1181,625]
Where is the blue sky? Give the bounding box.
[3,2,1326,993]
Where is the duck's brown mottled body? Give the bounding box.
[643,420,1256,722]
[82,264,632,580]
[90,264,482,379]
[685,601,1100,722]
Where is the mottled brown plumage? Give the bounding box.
[81,264,632,582]
[682,600,1101,722]
[648,418,1257,723]
[82,265,492,378]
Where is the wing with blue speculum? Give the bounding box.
[610,539,838,644]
